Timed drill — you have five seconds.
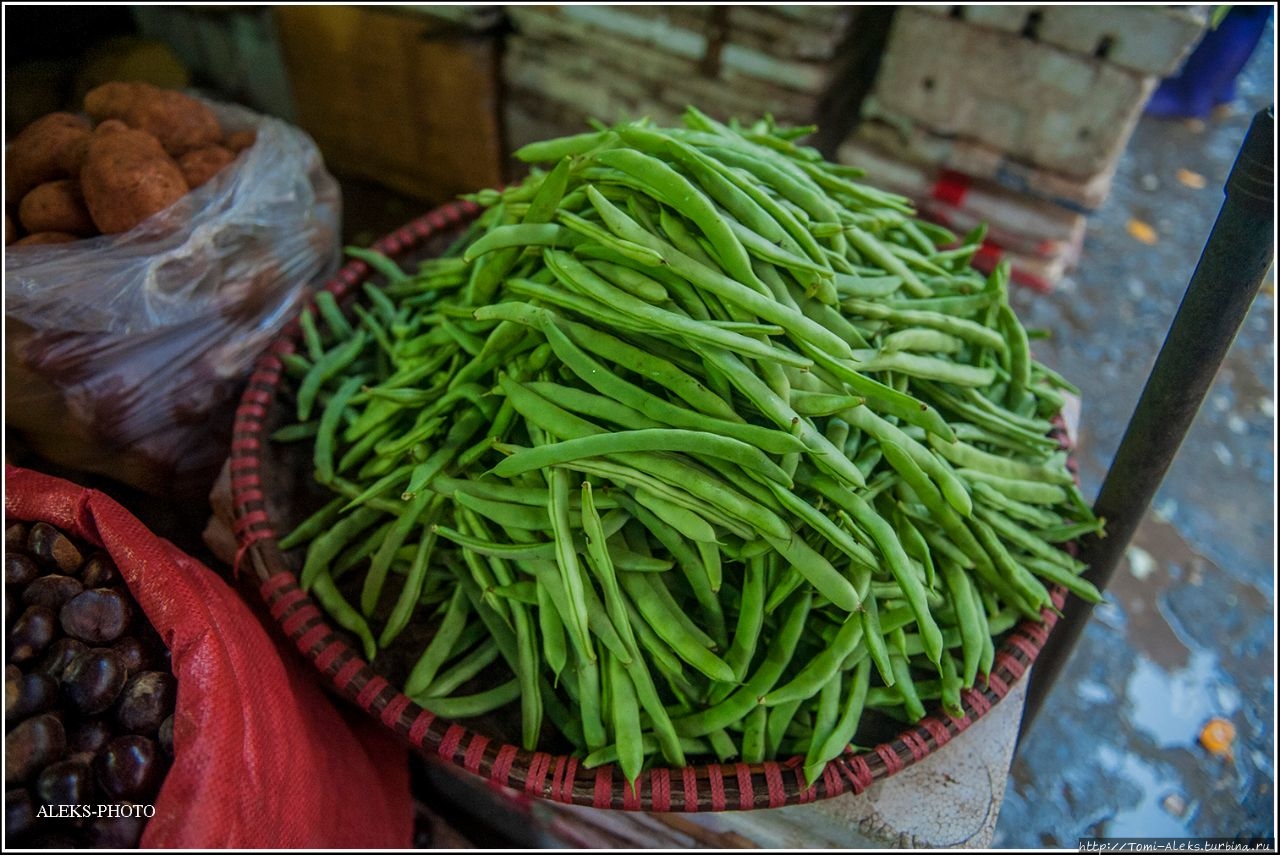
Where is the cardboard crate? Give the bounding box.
[274,5,504,203]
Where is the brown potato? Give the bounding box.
[12,232,79,247]
[18,180,97,237]
[83,82,221,156]
[5,113,93,201]
[80,125,189,234]
[5,212,14,245]
[222,129,256,154]
[177,145,235,190]
[93,119,131,136]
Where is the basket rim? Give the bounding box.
[228,198,1072,812]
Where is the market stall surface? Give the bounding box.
[993,17,1275,845]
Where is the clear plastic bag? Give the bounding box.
[5,98,341,497]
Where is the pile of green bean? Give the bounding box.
[273,107,1103,786]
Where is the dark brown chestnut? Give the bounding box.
[59,588,133,644]
[85,813,147,848]
[61,648,127,715]
[5,552,39,586]
[5,521,29,552]
[36,757,95,806]
[4,665,20,716]
[8,605,57,664]
[5,713,66,784]
[67,717,113,755]
[115,672,177,736]
[27,522,83,574]
[21,574,84,610]
[94,735,163,801]
[5,671,59,721]
[36,637,87,681]
[5,787,37,840]
[112,636,160,675]
[79,552,120,588]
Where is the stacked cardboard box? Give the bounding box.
[503,5,891,161]
[273,5,506,203]
[840,5,1208,291]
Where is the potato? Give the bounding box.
[18,180,97,237]
[5,212,14,245]
[12,231,79,247]
[80,125,189,234]
[5,112,93,201]
[83,81,221,156]
[178,145,235,189]
[93,118,131,136]
[222,129,256,154]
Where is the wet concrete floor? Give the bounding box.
[993,15,1275,846]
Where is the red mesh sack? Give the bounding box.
[4,464,413,848]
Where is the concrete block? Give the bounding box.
[504,4,853,150]
[505,47,644,126]
[515,4,708,61]
[503,4,897,160]
[1039,5,1207,75]
[727,5,856,61]
[761,3,857,30]
[853,110,1119,211]
[917,4,1208,75]
[608,4,712,34]
[516,3,843,95]
[870,7,1157,178]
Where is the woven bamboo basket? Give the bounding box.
[228,200,1073,811]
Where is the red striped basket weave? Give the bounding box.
[228,200,1073,811]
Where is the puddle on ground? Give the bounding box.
[1125,651,1242,751]
[1093,745,1191,838]
[1075,680,1115,705]
[1107,518,1200,670]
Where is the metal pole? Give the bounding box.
[1022,106,1275,732]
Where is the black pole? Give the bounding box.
[1022,106,1275,733]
